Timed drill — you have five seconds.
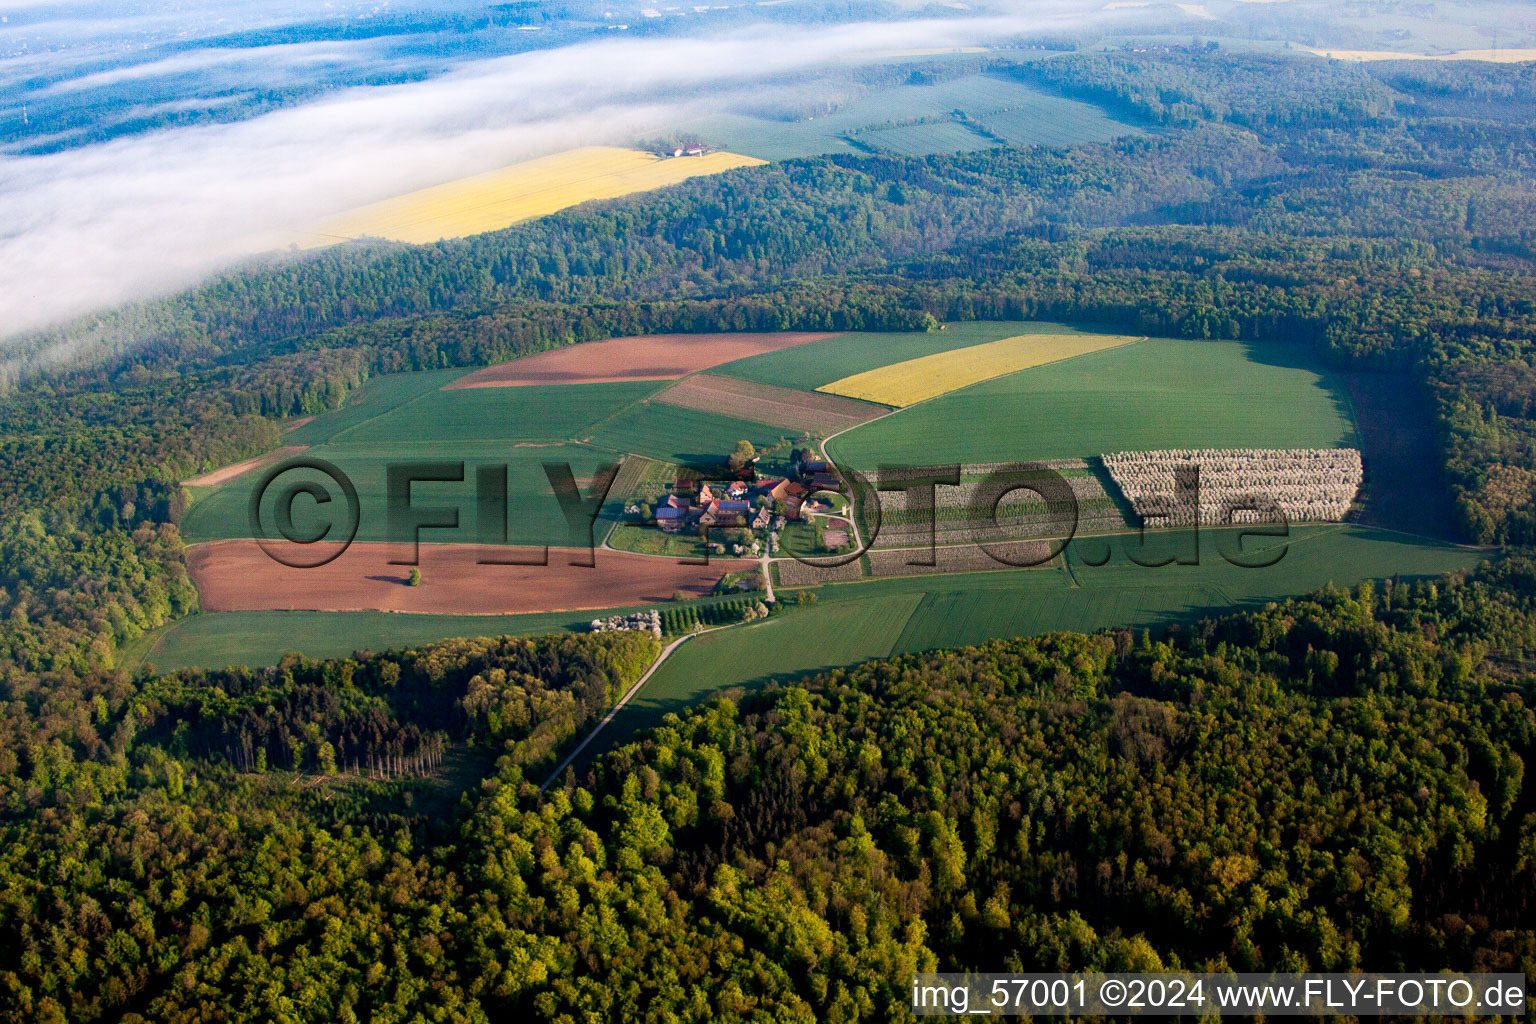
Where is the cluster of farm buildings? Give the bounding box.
[649,454,844,535]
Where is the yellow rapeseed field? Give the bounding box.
[817,330,1142,407]
[304,146,765,247]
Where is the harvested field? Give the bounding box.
[181,446,308,488]
[304,147,765,246]
[867,541,1054,577]
[188,540,753,615]
[654,374,884,433]
[818,330,1141,406]
[450,332,840,389]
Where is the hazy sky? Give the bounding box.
[0,2,1160,345]
[3,0,1512,350]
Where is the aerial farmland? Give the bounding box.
[154,321,1476,681]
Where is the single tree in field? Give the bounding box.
[408,568,421,587]
[728,440,757,472]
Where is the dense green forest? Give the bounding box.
[2,50,1536,1018]
[1,558,1532,1021]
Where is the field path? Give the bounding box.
[540,624,733,791]
[181,446,308,488]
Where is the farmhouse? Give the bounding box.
[655,506,687,532]
[770,478,810,519]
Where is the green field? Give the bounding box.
[135,608,608,672]
[181,375,672,547]
[137,587,774,673]
[328,379,661,445]
[181,441,618,546]
[860,120,996,155]
[688,74,1141,161]
[715,321,1069,391]
[594,523,1481,752]
[584,590,929,754]
[972,91,1154,147]
[889,524,1480,652]
[581,400,796,463]
[606,523,711,559]
[283,369,468,446]
[828,337,1358,468]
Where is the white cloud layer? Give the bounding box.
[0,3,1131,345]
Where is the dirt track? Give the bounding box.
[182,446,309,488]
[188,540,754,615]
[448,332,840,388]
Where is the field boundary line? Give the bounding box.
[821,335,1150,547]
[325,367,476,446]
[817,332,1147,407]
[568,382,676,442]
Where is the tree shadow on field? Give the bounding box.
[1235,339,1360,447]
[366,574,413,585]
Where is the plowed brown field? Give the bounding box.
[448,332,840,388]
[188,540,753,614]
[654,374,883,433]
